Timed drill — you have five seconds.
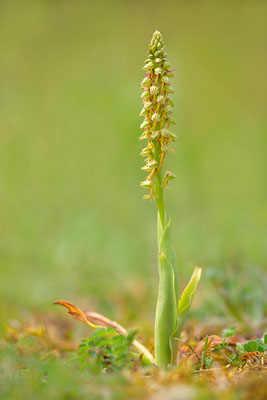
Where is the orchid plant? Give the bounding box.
[140,31,201,370]
[56,31,202,372]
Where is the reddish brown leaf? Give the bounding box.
[84,311,126,335]
[54,300,155,364]
[54,300,101,330]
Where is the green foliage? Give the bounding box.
[213,338,229,354]
[200,336,210,370]
[222,325,236,338]
[212,335,266,367]
[155,218,179,369]
[206,266,266,323]
[203,357,213,368]
[155,251,177,369]
[77,327,138,373]
[0,343,130,400]
[237,337,267,354]
[195,336,213,370]
[228,353,240,366]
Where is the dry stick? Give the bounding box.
[174,338,201,362]
[219,349,233,364]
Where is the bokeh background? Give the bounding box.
[0,0,266,330]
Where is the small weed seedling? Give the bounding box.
[237,335,266,366]
[200,336,213,369]
[78,327,138,373]
[212,330,267,367]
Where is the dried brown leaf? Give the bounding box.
[54,300,101,329]
[85,311,126,334]
[54,300,155,364]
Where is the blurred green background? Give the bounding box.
[0,0,266,326]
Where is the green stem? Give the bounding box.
[154,163,178,369]
[154,142,165,230]
[156,174,165,230]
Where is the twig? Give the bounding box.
[219,349,233,364]
[174,338,201,362]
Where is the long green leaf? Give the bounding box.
[178,267,202,315]
[155,217,180,369]
[159,218,179,306]
[154,252,177,370]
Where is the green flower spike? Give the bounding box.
[140,31,202,370]
[140,30,176,205]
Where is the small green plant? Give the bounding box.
[200,336,213,369]
[222,325,236,338]
[139,31,202,370]
[237,336,267,354]
[212,334,267,367]
[78,326,138,372]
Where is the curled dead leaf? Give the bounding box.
[84,311,126,335]
[54,300,155,364]
[54,300,102,330]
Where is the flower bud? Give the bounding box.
[164,62,171,69]
[143,61,154,71]
[151,113,160,122]
[165,85,174,93]
[151,130,160,140]
[140,147,152,156]
[139,131,149,140]
[167,116,176,124]
[141,76,152,87]
[147,160,159,168]
[141,89,150,99]
[165,171,176,179]
[141,165,152,171]
[157,95,165,104]
[144,101,153,111]
[140,180,152,188]
[140,119,150,130]
[164,105,173,114]
[161,128,170,137]
[155,68,162,75]
[150,85,159,96]
[161,76,170,84]
[140,108,147,117]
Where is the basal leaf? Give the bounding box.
[159,218,179,306]
[154,252,177,370]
